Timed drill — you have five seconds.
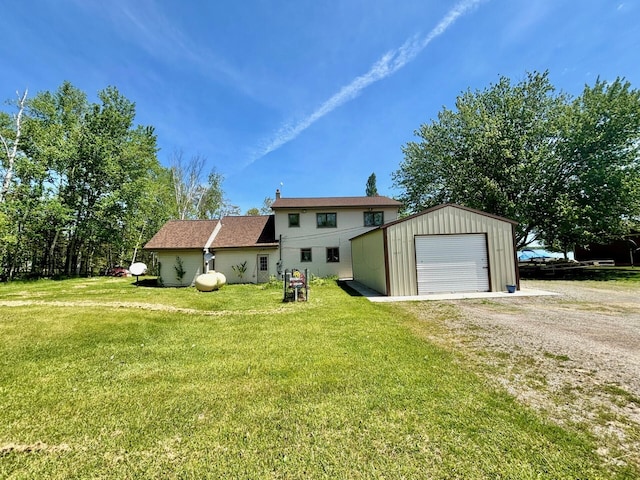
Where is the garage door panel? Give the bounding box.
[416,234,489,294]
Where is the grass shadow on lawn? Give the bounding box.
[131,277,162,288]
[336,279,363,297]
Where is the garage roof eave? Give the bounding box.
[393,204,517,228]
[350,226,383,241]
[349,204,518,242]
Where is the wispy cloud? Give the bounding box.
[78,0,246,88]
[248,0,485,165]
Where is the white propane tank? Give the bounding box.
[195,272,221,292]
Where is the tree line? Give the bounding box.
[3,72,638,279]
[394,71,640,254]
[0,81,228,279]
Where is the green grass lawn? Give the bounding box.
[0,277,635,479]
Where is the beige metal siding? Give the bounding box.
[351,229,387,294]
[415,234,489,293]
[387,206,516,296]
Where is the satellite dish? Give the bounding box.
[204,252,215,262]
[129,262,147,276]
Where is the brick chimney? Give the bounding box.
[275,189,281,199]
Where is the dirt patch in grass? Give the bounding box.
[0,300,288,317]
[401,279,640,471]
[0,442,71,456]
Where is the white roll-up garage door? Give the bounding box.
[415,234,489,294]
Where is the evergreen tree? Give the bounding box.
[366,172,378,196]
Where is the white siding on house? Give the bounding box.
[157,250,204,287]
[157,248,279,286]
[275,207,398,278]
[213,248,278,284]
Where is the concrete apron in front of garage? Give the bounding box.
[345,280,559,302]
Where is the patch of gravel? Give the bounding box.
[412,279,640,470]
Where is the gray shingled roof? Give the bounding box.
[271,195,402,209]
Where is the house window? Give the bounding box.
[259,255,268,271]
[317,212,337,228]
[326,247,340,263]
[288,213,300,227]
[364,211,384,226]
[300,248,312,262]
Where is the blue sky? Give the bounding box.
[2,1,639,213]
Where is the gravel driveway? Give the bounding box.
[400,279,640,470]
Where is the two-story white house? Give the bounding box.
[271,189,402,279]
[144,190,402,285]
[145,193,519,295]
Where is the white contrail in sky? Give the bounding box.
[248,0,484,165]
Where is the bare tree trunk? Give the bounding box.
[48,229,60,277]
[8,260,16,281]
[65,232,79,277]
[87,247,95,277]
[0,90,28,203]
[131,223,145,264]
[75,249,82,277]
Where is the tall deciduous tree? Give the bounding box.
[0,89,28,203]
[2,81,163,277]
[169,150,224,220]
[394,72,567,248]
[0,91,29,278]
[244,197,273,216]
[541,78,640,253]
[5,82,88,277]
[260,196,274,215]
[393,71,640,251]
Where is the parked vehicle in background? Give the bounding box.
[106,266,130,277]
[518,249,568,263]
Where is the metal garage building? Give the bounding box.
[350,204,519,296]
